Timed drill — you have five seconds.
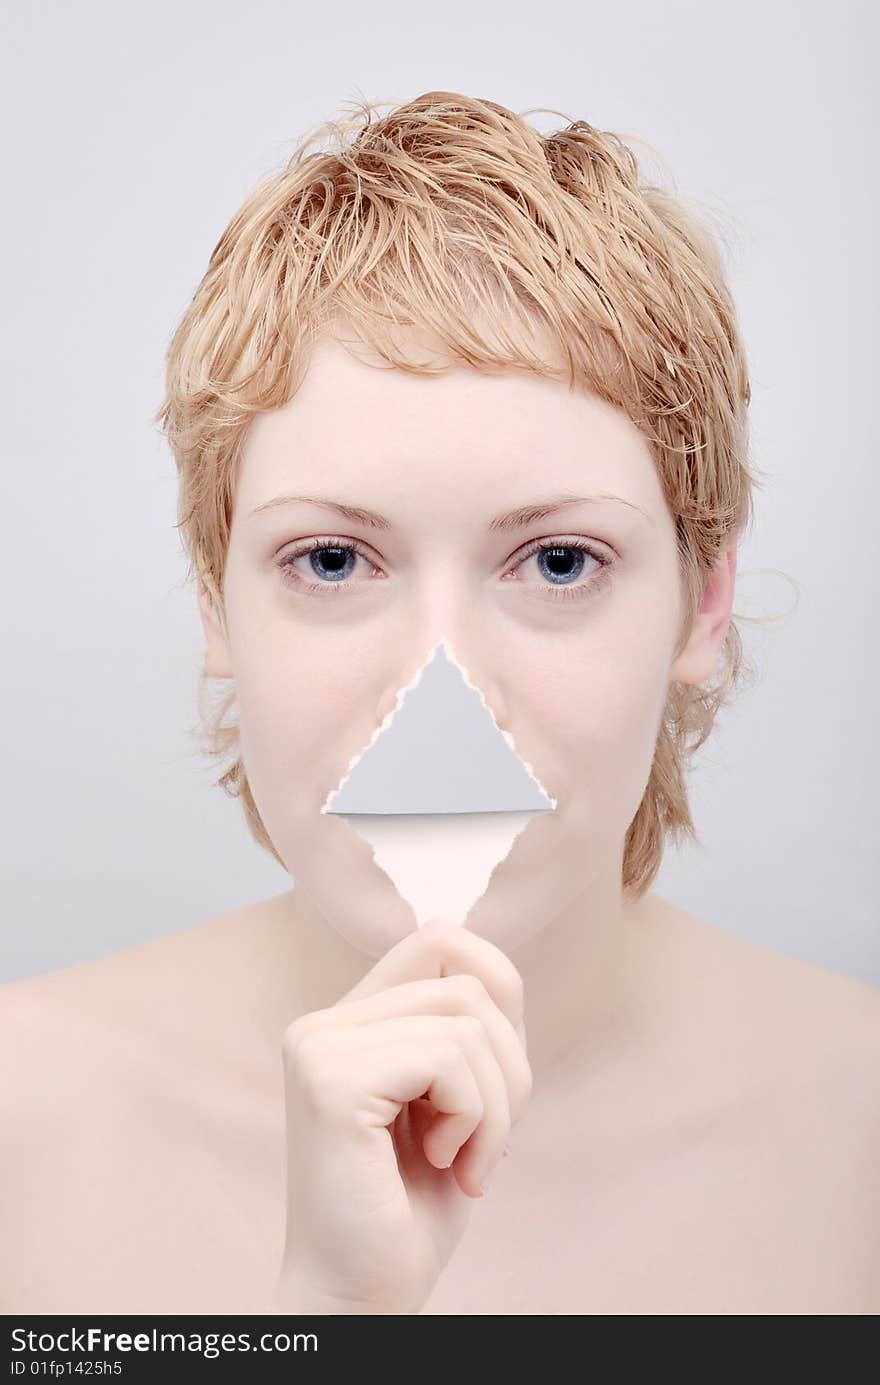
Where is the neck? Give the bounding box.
[243,863,666,1086]
[505,871,661,1080]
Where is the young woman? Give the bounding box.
[3,92,878,1316]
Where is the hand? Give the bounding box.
[274,918,532,1315]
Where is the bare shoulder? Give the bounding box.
[0,893,287,1216]
[0,894,289,1313]
[0,966,130,1256]
[649,893,880,1127]
[0,890,290,1109]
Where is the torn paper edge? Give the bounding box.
[320,649,438,815]
[436,637,558,811]
[321,636,558,816]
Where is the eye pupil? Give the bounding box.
[538,545,586,584]
[310,546,354,581]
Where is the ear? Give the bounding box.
[669,544,738,686]
[197,583,234,679]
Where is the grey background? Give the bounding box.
[326,645,556,815]
[1,1,876,983]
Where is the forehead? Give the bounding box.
[235,329,665,519]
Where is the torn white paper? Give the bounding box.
[322,641,556,925]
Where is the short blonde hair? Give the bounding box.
[153,90,762,897]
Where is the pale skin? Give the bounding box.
[2,326,879,1314]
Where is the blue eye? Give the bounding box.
[276,535,614,602]
[512,538,613,602]
[305,545,357,582]
[535,545,588,584]
[277,537,376,593]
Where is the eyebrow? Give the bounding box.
[248,491,653,530]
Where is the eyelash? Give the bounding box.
[275,534,615,603]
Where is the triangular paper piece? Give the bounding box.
[332,811,536,926]
[321,641,556,925]
[323,641,555,815]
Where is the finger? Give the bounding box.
[356,1020,508,1195]
[289,975,532,1123]
[339,917,525,1033]
[287,1023,495,1197]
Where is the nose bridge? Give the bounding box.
[415,567,475,669]
[372,571,509,734]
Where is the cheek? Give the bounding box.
[463,618,676,948]
[232,623,389,818]
[524,625,674,822]
[226,618,422,954]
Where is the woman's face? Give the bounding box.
[201,328,715,958]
